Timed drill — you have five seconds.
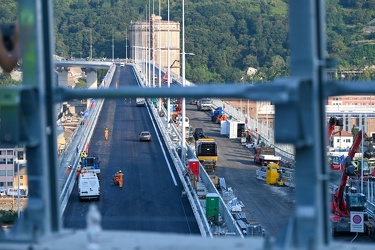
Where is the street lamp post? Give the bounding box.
[17,159,20,218]
[112,31,115,62]
[158,0,162,112]
[355,125,365,194]
[125,29,128,60]
[361,127,364,194]
[90,29,93,60]
[181,0,186,162]
[167,0,171,127]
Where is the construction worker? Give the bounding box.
[80,151,86,159]
[65,165,73,175]
[117,170,124,188]
[83,167,88,173]
[104,128,109,140]
[114,171,119,185]
[76,166,81,181]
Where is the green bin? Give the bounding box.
[152,98,157,107]
[206,193,219,222]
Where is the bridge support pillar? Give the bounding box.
[86,68,97,89]
[57,67,69,88]
[86,68,97,109]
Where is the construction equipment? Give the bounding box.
[211,107,223,122]
[254,147,281,166]
[266,163,284,186]
[328,117,343,143]
[328,153,342,171]
[196,138,218,172]
[352,158,371,177]
[80,155,100,178]
[330,130,369,234]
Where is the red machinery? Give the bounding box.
[330,130,368,234]
[327,117,343,144]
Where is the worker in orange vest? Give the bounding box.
[76,166,81,181]
[117,170,124,188]
[65,165,72,175]
[104,128,109,140]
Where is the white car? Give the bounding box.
[136,98,146,107]
[139,131,152,141]
[176,116,189,128]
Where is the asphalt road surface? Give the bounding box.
[63,65,200,235]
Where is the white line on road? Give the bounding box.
[146,103,178,186]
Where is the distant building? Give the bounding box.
[330,130,353,149]
[0,146,27,190]
[326,95,375,138]
[129,14,181,76]
[328,95,375,106]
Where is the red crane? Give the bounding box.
[330,130,367,234]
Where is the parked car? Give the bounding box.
[175,116,189,128]
[136,98,146,107]
[197,98,212,111]
[139,131,152,141]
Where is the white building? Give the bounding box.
[331,130,353,150]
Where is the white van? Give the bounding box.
[78,172,100,201]
[176,116,189,128]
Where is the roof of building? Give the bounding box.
[332,130,352,137]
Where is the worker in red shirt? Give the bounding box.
[118,170,124,188]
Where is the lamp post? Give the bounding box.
[17,159,20,218]
[181,0,186,162]
[112,31,115,62]
[355,125,365,194]
[158,0,162,112]
[125,29,128,60]
[90,29,93,60]
[167,0,171,127]
[361,127,364,194]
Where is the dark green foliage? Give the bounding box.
[0,210,17,226]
